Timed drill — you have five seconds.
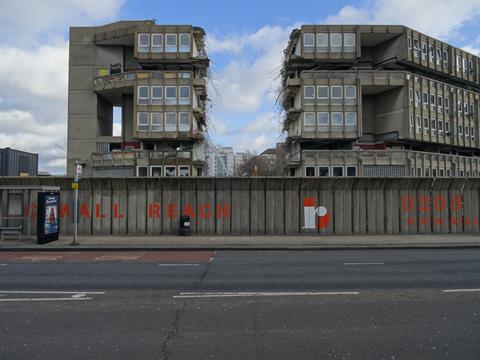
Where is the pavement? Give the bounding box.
[1,233,480,250]
[1,249,480,359]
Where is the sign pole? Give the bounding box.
[71,161,80,246]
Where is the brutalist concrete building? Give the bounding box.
[67,20,209,177]
[281,25,480,177]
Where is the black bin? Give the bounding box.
[179,215,191,236]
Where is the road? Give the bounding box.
[1,249,480,359]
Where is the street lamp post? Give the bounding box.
[71,161,81,246]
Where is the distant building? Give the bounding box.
[207,146,247,176]
[0,148,38,176]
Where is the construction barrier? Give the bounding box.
[1,177,479,237]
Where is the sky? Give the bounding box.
[0,0,480,174]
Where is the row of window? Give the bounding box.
[137,86,191,105]
[408,36,475,73]
[409,88,476,117]
[137,165,191,177]
[304,112,357,127]
[303,33,356,52]
[409,114,476,141]
[303,85,357,104]
[305,165,357,177]
[137,112,191,132]
[138,33,190,53]
[411,167,478,177]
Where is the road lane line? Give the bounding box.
[158,263,200,267]
[0,291,105,295]
[0,264,7,266]
[173,291,359,299]
[0,298,92,302]
[442,289,480,293]
[343,262,384,266]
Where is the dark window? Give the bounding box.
[305,166,315,176]
[318,166,329,176]
[332,166,343,177]
[346,166,357,176]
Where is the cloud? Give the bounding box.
[325,0,480,40]
[242,112,282,133]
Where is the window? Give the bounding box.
[423,117,429,131]
[456,55,461,71]
[437,96,443,112]
[433,169,437,177]
[443,50,448,66]
[468,60,473,73]
[137,112,149,131]
[410,114,414,132]
[7,194,22,216]
[318,166,329,176]
[430,94,436,110]
[417,167,423,176]
[137,166,149,177]
[439,169,445,177]
[416,115,421,133]
[165,34,177,52]
[137,86,149,105]
[409,88,413,103]
[165,166,176,177]
[179,112,190,132]
[413,39,420,56]
[346,166,357,177]
[423,91,429,107]
[445,97,450,112]
[471,126,475,141]
[317,112,329,126]
[151,34,163,52]
[138,33,150,53]
[345,112,357,126]
[431,119,436,132]
[179,86,190,105]
[179,166,190,177]
[459,124,463,138]
[446,169,451,177]
[151,112,163,131]
[436,48,442,65]
[345,86,356,104]
[458,101,463,113]
[332,166,344,177]
[415,90,421,107]
[465,126,470,137]
[150,166,162,177]
[438,120,443,132]
[425,168,431,177]
[429,45,434,63]
[408,36,412,50]
[179,33,190,52]
[460,170,464,177]
[303,112,315,129]
[463,58,468,73]
[165,112,177,132]
[330,33,342,52]
[306,166,315,176]
[303,86,315,104]
[470,104,474,116]
[316,34,328,52]
[317,85,329,103]
[304,33,314,52]
[421,42,427,60]
[165,86,177,105]
[331,112,343,126]
[151,86,163,105]
[343,33,355,52]
[445,121,450,135]
[331,86,343,104]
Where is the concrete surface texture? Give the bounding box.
[1,249,480,359]
[2,176,480,238]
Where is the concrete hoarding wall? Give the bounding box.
[1,177,480,237]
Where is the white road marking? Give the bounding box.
[0,297,92,302]
[0,264,7,266]
[442,289,480,293]
[343,262,384,266]
[158,263,200,267]
[0,291,105,302]
[173,291,359,299]
[0,291,105,295]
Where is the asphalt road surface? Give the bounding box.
[1,249,480,359]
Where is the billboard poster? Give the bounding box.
[37,192,60,244]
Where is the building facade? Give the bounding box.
[281,25,480,177]
[207,146,247,176]
[0,148,38,176]
[67,20,209,177]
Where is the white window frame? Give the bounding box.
[178,112,190,132]
[331,112,343,126]
[330,33,342,52]
[303,86,315,100]
[138,33,150,53]
[343,33,355,52]
[137,112,149,132]
[345,85,356,102]
[345,112,357,126]
[438,120,443,133]
[303,33,315,52]
[151,86,163,105]
[416,115,421,134]
[179,33,191,52]
[151,33,164,52]
[179,166,191,177]
[431,118,436,132]
[436,48,442,65]
[421,42,427,60]
[318,166,330,177]
[305,166,316,177]
[317,112,329,126]
[317,85,329,100]
[165,112,177,132]
[137,86,149,105]
[332,166,344,177]
[316,33,328,52]
[178,86,191,105]
[164,166,177,177]
[331,86,343,101]
[150,112,163,132]
[428,45,435,63]
[165,33,177,52]
[346,166,357,177]
[303,112,316,129]
[443,50,448,66]
[150,165,163,177]
[136,166,149,177]
[165,86,177,105]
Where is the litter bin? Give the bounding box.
[179,215,191,236]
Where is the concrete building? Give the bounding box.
[281,25,480,177]
[207,146,247,176]
[0,148,38,176]
[67,20,209,177]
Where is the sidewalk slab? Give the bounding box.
[1,234,479,250]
